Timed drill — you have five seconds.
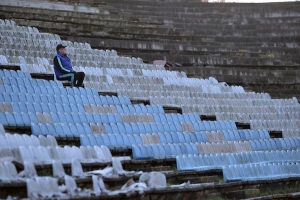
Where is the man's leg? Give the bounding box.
[74,72,85,87]
[57,73,75,87]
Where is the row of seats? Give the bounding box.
[176,149,300,171]
[1,77,64,88]
[79,130,271,149]
[216,112,300,122]
[36,112,200,124]
[30,121,237,137]
[85,104,165,114]
[223,162,300,182]
[132,141,252,160]
[0,69,31,78]
[37,112,156,123]
[1,102,163,114]
[151,96,297,107]
[250,119,300,131]
[249,138,300,151]
[78,66,179,80]
[20,63,53,74]
[1,112,38,126]
[0,84,97,96]
[182,104,299,115]
[18,145,118,164]
[196,138,300,154]
[103,121,236,134]
[0,133,57,148]
[80,134,142,149]
[132,143,199,160]
[132,138,300,160]
[282,129,300,138]
[0,93,131,105]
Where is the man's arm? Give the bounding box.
[53,56,71,74]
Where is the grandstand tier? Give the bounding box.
[0,1,300,198]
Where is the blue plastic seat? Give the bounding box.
[112,96,120,105]
[143,123,152,133]
[151,105,160,114]
[152,113,160,123]
[5,112,16,126]
[92,114,101,123]
[86,135,96,146]
[50,112,59,123]
[107,114,116,123]
[108,134,119,146]
[189,133,197,143]
[13,112,24,126]
[83,95,93,105]
[249,140,257,151]
[82,123,92,135]
[157,123,166,132]
[279,138,288,149]
[151,144,161,159]
[121,134,130,147]
[119,96,130,105]
[203,121,211,131]
[165,132,174,143]
[80,135,90,146]
[127,135,136,145]
[116,105,124,113]
[195,132,204,142]
[256,140,264,150]
[124,123,134,134]
[157,106,164,114]
[238,130,246,140]
[116,123,126,134]
[104,123,113,134]
[174,122,183,132]
[131,123,140,134]
[100,114,109,124]
[183,133,192,143]
[137,123,146,133]
[114,114,122,123]
[146,105,154,113]
[106,96,114,105]
[118,96,126,105]
[69,123,79,137]
[223,130,231,141]
[133,134,142,145]
[165,114,173,123]
[158,133,167,143]
[176,132,185,143]
[150,123,158,133]
[139,105,148,113]
[74,95,83,104]
[74,123,84,135]
[168,123,177,132]
[127,105,136,113]
[110,123,120,134]
[132,145,143,160]
[121,105,130,113]
[192,122,201,132]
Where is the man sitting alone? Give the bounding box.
[53,44,85,87]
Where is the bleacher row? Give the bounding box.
[132,138,300,160]
[223,162,300,182]
[176,150,300,171]
[0,131,128,164]
[30,120,235,137]
[79,129,271,149]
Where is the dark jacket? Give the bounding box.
[53,52,74,77]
